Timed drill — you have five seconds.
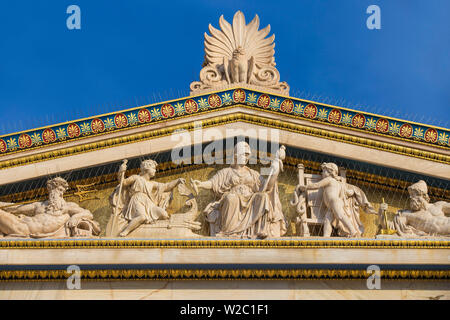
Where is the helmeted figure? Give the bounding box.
[191,142,287,239]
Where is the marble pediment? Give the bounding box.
[0,86,448,243]
[0,87,448,184]
[0,11,448,288]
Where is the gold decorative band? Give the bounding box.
[0,111,449,172]
[0,239,449,249]
[0,268,448,281]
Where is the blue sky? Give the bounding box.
[0,0,449,134]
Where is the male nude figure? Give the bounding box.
[298,162,372,237]
[0,177,98,238]
[389,180,450,236]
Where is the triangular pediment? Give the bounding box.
[0,87,448,182]
[0,87,448,156]
[0,10,448,291]
[0,87,448,240]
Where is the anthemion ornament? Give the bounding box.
[190,11,290,95]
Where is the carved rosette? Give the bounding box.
[190,11,289,95]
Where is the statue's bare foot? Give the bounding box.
[257,232,268,239]
[119,231,128,237]
[348,231,361,238]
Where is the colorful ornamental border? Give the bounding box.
[0,88,449,156]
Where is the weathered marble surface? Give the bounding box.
[191,142,287,238]
[391,180,450,237]
[105,159,201,238]
[0,164,409,239]
[293,163,380,237]
[1,243,448,265]
[0,177,100,238]
[0,280,447,300]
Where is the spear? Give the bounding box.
[380,197,396,235]
[108,159,128,237]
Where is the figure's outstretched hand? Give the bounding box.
[190,178,200,195]
[178,178,186,185]
[270,159,281,176]
[379,202,388,212]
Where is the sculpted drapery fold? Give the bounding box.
[111,175,172,224]
[202,143,287,239]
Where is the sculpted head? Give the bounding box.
[408,180,430,211]
[276,145,286,161]
[45,177,69,213]
[47,177,69,198]
[234,141,251,165]
[232,46,246,59]
[320,162,339,179]
[140,159,158,177]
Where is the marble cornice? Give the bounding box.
[0,112,448,173]
[0,87,448,161]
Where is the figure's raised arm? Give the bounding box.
[0,202,38,216]
[117,159,130,184]
[298,176,332,192]
[190,179,213,195]
[116,160,138,188]
[121,175,138,188]
[163,178,185,192]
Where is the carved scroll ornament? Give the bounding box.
[190,11,290,95]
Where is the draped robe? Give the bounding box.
[332,183,377,237]
[204,166,287,238]
[111,175,172,223]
